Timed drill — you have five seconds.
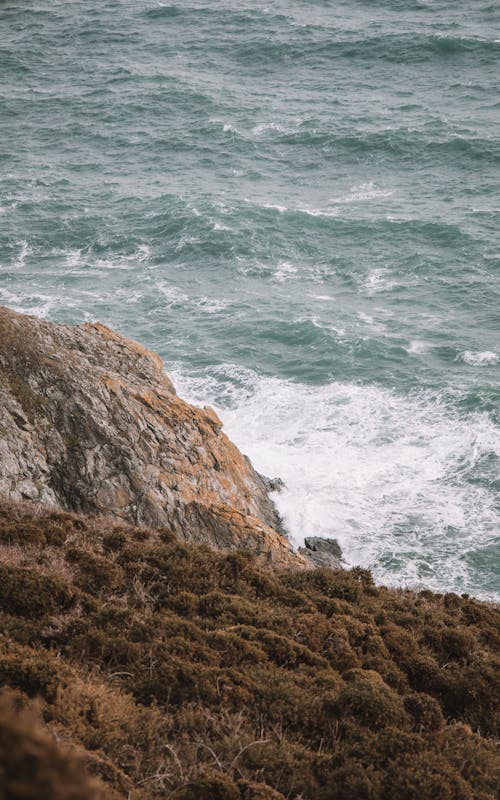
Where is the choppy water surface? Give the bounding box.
[1,1,499,599]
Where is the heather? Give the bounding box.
[0,498,498,799]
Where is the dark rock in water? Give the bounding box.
[0,306,307,567]
[270,476,285,493]
[300,536,343,569]
[258,473,285,493]
[304,536,343,557]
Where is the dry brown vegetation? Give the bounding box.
[0,497,498,799]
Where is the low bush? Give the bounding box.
[0,498,498,799]
[0,688,112,799]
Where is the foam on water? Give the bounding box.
[274,261,299,282]
[406,340,431,355]
[364,268,398,294]
[0,288,63,320]
[460,351,499,367]
[172,366,500,600]
[252,121,299,136]
[63,249,83,268]
[329,183,395,205]
[12,241,32,270]
[222,123,242,135]
[157,281,230,315]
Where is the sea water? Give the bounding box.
[1,0,499,599]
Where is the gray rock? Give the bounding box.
[0,306,306,567]
[259,474,285,494]
[299,536,343,569]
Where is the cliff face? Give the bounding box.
[0,306,299,566]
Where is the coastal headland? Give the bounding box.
[0,307,498,799]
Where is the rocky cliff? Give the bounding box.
[0,306,301,566]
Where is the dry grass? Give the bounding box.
[0,497,498,799]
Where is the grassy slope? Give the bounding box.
[0,498,498,800]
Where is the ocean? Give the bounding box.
[1,0,499,599]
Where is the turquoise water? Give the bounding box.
[1,1,499,599]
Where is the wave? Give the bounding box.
[0,288,64,320]
[12,240,32,269]
[460,350,499,367]
[273,127,500,164]
[157,281,230,315]
[210,114,500,166]
[171,365,500,600]
[405,340,431,355]
[143,5,184,19]
[229,32,500,68]
[242,199,475,243]
[363,267,399,294]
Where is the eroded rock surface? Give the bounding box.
[0,307,302,566]
[299,536,343,569]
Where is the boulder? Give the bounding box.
[299,536,343,569]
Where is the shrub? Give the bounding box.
[238,780,287,800]
[0,565,77,617]
[0,688,110,800]
[331,670,410,730]
[173,772,240,800]
[383,753,474,800]
[320,763,381,800]
[0,499,498,799]
[404,691,445,732]
[0,644,65,702]
[65,549,124,593]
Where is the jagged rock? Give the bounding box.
[299,536,343,569]
[0,307,305,567]
[259,474,285,494]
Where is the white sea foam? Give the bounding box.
[136,244,151,261]
[157,282,189,306]
[252,121,297,136]
[0,288,58,319]
[460,350,499,367]
[306,316,346,337]
[261,202,288,213]
[329,182,394,205]
[158,281,229,314]
[12,240,32,269]
[364,267,397,294]
[171,366,500,600]
[274,261,298,282]
[193,296,230,314]
[406,340,430,355]
[247,199,341,218]
[298,205,340,218]
[356,311,387,333]
[222,122,243,135]
[93,258,136,271]
[64,249,82,267]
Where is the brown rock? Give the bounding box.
[0,307,304,567]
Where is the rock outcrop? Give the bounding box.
[0,306,302,566]
[299,536,343,569]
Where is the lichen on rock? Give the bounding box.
[0,307,303,567]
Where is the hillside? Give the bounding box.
[0,498,498,800]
